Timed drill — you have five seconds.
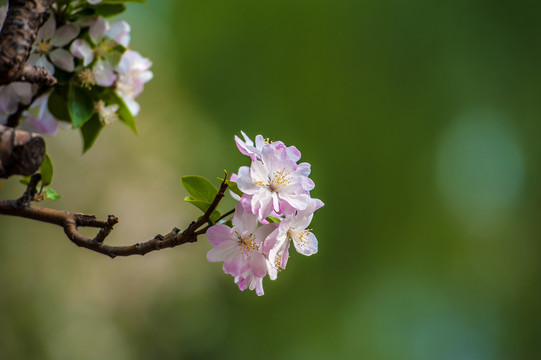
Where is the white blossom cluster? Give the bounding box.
[0,2,152,137]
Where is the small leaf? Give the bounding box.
[69,83,95,128]
[48,86,71,122]
[184,197,212,213]
[40,154,53,187]
[93,4,127,18]
[45,188,61,200]
[80,114,104,153]
[266,216,282,224]
[185,197,221,223]
[181,176,219,203]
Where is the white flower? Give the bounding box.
[70,16,130,67]
[94,100,119,125]
[237,144,315,220]
[28,16,79,74]
[87,0,103,4]
[115,50,153,116]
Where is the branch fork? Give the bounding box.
[0,173,230,258]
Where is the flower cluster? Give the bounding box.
[0,1,151,151]
[206,132,323,295]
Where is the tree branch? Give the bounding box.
[0,173,230,258]
[0,0,57,86]
[0,125,46,178]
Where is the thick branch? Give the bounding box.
[0,174,230,258]
[0,0,56,86]
[0,125,46,178]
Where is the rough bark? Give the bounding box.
[0,124,45,178]
[0,0,56,86]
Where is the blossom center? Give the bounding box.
[37,40,53,55]
[288,228,311,247]
[78,68,96,88]
[268,169,292,192]
[95,39,116,58]
[95,100,119,125]
[237,232,259,256]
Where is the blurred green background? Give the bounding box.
[1,0,541,358]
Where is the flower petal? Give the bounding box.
[49,48,74,72]
[52,24,80,47]
[37,16,55,41]
[70,39,94,66]
[206,224,235,247]
[107,21,131,47]
[89,16,107,44]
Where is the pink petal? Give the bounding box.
[206,224,234,246]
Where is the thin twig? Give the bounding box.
[0,172,230,258]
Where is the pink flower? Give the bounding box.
[206,204,276,295]
[235,131,301,162]
[266,198,324,278]
[237,144,314,220]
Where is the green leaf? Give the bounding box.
[48,86,71,122]
[69,84,95,128]
[266,216,282,223]
[184,197,221,223]
[94,87,137,134]
[93,4,127,18]
[181,176,219,203]
[45,188,61,200]
[80,114,104,153]
[40,154,53,187]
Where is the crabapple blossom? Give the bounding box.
[237,144,314,220]
[28,16,80,74]
[206,203,276,295]
[115,50,153,116]
[266,198,324,279]
[235,130,301,163]
[70,17,130,87]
